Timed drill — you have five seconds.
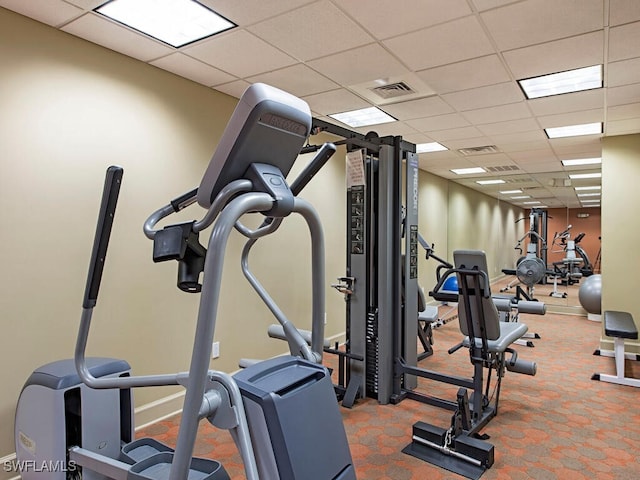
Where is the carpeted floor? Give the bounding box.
[139,307,640,479]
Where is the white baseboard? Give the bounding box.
[0,452,20,480]
[134,390,185,431]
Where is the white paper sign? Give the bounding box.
[346,149,365,188]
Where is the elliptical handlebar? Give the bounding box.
[76,166,181,389]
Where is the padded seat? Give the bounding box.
[604,311,638,340]
[462,322,528,352]
[419,305,439,323]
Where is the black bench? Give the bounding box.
[592,311,640,388]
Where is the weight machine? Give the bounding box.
[500,208,549,301]
[312,121,537,478]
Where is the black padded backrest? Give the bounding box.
[454,250,501,341]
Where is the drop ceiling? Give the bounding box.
[2,0,639,209]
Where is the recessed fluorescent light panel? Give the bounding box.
[500,189,522,194]
[523,201,541,205]
[577,193,601,197]
[574,185,601,191]
[562,157,602,166]
[545,123,602,139]
[569,172,602,179]
[329,107,396,128]
[416,142,448,153]
[476,179,506,185]
[451,167,486,175]
[519,65,602,99]
[511,195,531,200]
[581,199,601,203]
[95,0,236,48]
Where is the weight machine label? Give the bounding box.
[350,185,365,255]
[409,225,418,279]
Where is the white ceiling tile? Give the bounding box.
[336,0,472,39]
[440,137,495,150]
[508,148,558,163]
[608,22,640,62]
[608,103,640,121]
[184,29,296,78]
[471,0,523,11]
[429,126,484,141]
[537,109,604,128]
[549,137,602,155]
[499,140,552,153]
[417,55,510,94]
[199,0,315,26]
[248,1,373,61]
[466,153,514,166]
[62,13,173,62]
[384,16,494,70]
[151,53,236,87]
[606,118,640,135]
[303,89,370,115]
[214,79,252,99]
[402,132,434,145]
[502,31,603,80]
[307,43,408,86]
[477,118,540,137]
[490,130,548,144]
[462,102,531,125]
[442,82,524,111]
[607,83,640,106]
[480,0,603,51]
[609,0,640,26]
[60,0,103,8]
[353,121,419,137]
[608,58,640,87]
[247,64,338,97]
[406,113,470,132]
[519,161,563,173]
[381,96,454,121]
[528,89,604,116]
[0,0,82,26]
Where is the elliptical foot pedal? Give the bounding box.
[121,437,173,464]
[128,452,229,480]
[402,421,492,480]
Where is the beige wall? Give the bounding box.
[446,182,524,279]
[1,7,525,463]
[602,134,640,350]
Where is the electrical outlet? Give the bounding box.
[211,342,220,359]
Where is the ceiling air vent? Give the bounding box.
[369,81,416,100]
[504,176,534,183]
[457,145,500,156]
[485,165,520,173]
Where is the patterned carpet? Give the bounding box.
[139,308,640,479]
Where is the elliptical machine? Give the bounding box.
[15,83,355,480]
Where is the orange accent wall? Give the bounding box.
[528,208,601,273]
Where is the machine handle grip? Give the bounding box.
[290,143,336,196]
[82,166,123,308]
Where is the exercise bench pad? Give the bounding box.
[604,311,638,340]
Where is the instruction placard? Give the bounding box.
[346,149,366,188]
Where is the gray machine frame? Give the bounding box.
[312,119,537,477]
